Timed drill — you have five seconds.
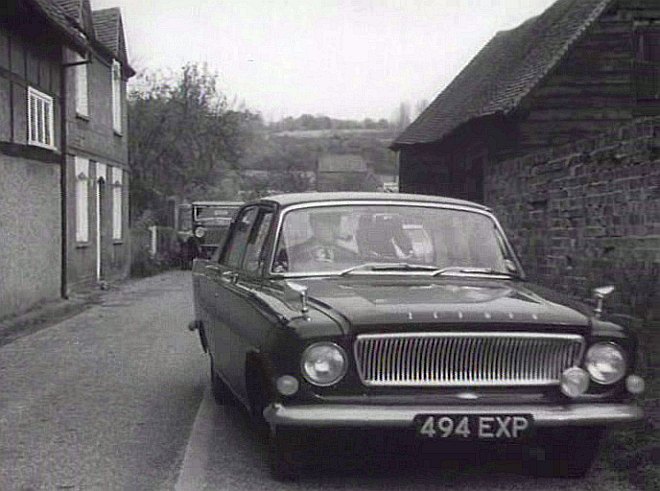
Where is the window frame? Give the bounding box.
[74,157,90,244]
[111,60,122,134]
[111,167,123,241]
[75,55,89,118]
[220,206,259,270]
[241,208,276,276]
[27,86,55,149]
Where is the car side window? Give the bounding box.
[243,210,274,274]
[222,207,258,269]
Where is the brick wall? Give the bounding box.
[486,117,660,320]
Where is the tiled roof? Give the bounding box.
[28,0,87,51]
[92,8,121,57]
[52,0,81,21]
[318,154,368,173]
[392,0,613,148]
[92,7,134,75]
[53,0,95,36]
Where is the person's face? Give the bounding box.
[311,215,338,244]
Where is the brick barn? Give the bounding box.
[392,0,659,319]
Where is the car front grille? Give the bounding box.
[353,332,585,387]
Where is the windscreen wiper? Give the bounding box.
[339,262,439,276]
[431,266,518,278]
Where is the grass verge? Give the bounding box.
[600,324,659,490]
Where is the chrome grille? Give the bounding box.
[354,332,585,387]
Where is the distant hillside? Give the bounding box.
[271,128,394,140]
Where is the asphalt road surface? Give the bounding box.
[0,271,639,490]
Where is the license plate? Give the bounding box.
[414,414,534,440]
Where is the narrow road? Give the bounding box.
[0,271,206,490]
[0,271,640,490]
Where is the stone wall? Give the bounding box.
[486,117,660,320]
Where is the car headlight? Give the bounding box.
[585,342,626,385]
[301,342,347,387]
[194,227,206,238]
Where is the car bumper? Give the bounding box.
[264,402,643,428]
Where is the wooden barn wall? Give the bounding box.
[512,1,660,154]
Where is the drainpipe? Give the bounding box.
[60,50,91,298]
[59,52,68,299]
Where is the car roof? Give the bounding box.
[257,192,491,211]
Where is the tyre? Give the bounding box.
[532,426,605,478]
[210,355,230,404]
[269,426,304,481]
[246,364,272,442]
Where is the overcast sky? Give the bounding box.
[92,0,557,121]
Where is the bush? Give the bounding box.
[129,223,179,278]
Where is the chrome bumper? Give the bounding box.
[264,402,643,427]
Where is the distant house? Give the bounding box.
[54,0,134,292]
[316,154,379,192]
[391,0,660,318]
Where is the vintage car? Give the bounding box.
[189,192,645,480]
[177,201,242,268]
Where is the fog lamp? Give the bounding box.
[625,375,645,395]
[276,375,299,396]
[301,342,347,387]
[560,367,590,398]
[194,227,206,238]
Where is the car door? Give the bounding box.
[205,205,276,401]
[202,206,259,390]
[224,207,276,398]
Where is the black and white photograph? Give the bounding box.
[0,0,658,489]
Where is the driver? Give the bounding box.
[277,212,357,271]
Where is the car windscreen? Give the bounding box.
[272,204,509,274]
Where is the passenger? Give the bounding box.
[277,212,357,270]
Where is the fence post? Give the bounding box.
[149,225,157,257]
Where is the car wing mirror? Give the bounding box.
[592,285,615,317]
[284,281,309,315]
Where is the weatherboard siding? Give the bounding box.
[515,8,637,150]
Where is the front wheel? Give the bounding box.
[210,355,230,404]
[269,426,305,481]
[532,426,605,478]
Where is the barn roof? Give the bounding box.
[391,0,613,149]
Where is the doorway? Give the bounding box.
[96,163,107,281]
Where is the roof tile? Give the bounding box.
[392,0,612,148]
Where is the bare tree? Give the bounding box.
[128,63,257,218]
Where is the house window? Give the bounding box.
[27,87,55,149]
[111,60,122,133]
[75,55,89,117]
[111,166,123,240]
[634,27,660,101]
[75,157,90,243]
